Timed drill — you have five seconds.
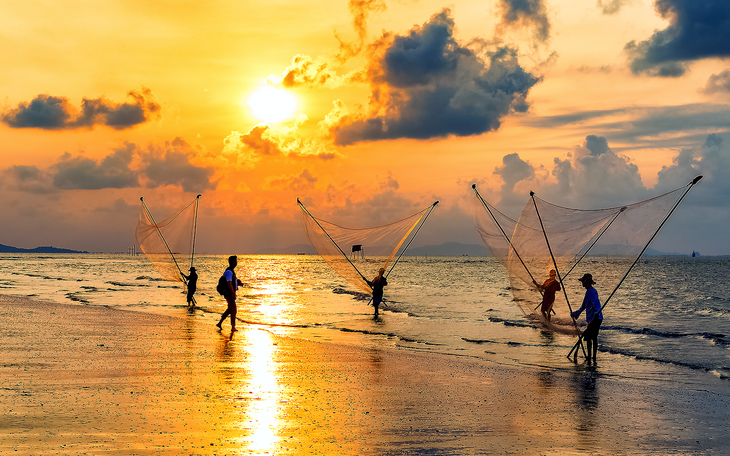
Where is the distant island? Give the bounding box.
[0,243,89,254]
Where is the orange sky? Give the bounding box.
[1,0,729,254]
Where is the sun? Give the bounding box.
[247,86,297,124]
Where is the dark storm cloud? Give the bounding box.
[331,9,540,145]
[53,144,140,190]
[1,87,161,130]
[497,0,551,42]
[625,0,730,77]
[703,70,730,94]
[141,138,216,193]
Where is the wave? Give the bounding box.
[600,345,730,379]
[488,316,537,329]
[602,324,729,347]
[332,287,370,301]
[107,281,150,288]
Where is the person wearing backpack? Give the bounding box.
[216,255,241,331]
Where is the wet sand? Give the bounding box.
[1,295,728,455]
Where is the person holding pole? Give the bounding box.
[182,267,198,306]
[367,268,388,318]
[534,269,560,322]
[571,273,603,364]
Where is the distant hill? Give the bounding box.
[0,243,89,254]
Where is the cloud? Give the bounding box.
[349,0,387,43]
[703,70,730,94]
[523,103,730,149]
[625,0,730,77]
[490,134,725,209]
[54,144,140,190]
[141,138,216,193]
[269,1,386,87]
[330,9,541,145]
[1,87,161,130]
[491,136,645,209]
[272,55,341,88]
[545,135,646,206]
[496,0,551,43]
[480,134,729,254]
[222,120,337,169]
[1,138,215,193]
[655,133,730,203]
[494,153,541,207]
[1,165,55,194]
[597,0,633,15]
[264,169,318,191]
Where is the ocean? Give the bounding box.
[1,253,728,389]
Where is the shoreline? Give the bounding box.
[1,294,728,455]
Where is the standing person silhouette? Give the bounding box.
[367,268,388,318]
[217,256,242,331]
[534,269,560,322]
[572,273,603,364]
[182,267,198,306]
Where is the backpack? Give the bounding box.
[216,271,229,295]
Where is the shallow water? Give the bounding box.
[1,253,728,388]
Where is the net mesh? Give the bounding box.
[472,183,692,334]
[300,201,436,294]
[135,196,199,283]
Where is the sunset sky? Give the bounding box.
[2,0,729,255]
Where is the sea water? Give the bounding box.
[1,253,728,388]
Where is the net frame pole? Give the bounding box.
[384,201,438,280]
[472,185,544,295]
[297,198,370,284]
[190,194,201,270]
[530,192,586,358]
[567,175,703,359]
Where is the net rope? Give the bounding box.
[299,200,437,294]
[135,195,200,284]
[472,180,698,335]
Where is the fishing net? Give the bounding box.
[135,195,200,283]
[299,199,438,294]
[472,178,701,335]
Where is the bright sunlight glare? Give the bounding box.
[247,86,297,124]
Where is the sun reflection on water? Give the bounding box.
[241,329,280,453]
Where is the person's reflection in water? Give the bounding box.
[569,367,601,448]
[216,331,238,383]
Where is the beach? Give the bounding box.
[1,294,728,455]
